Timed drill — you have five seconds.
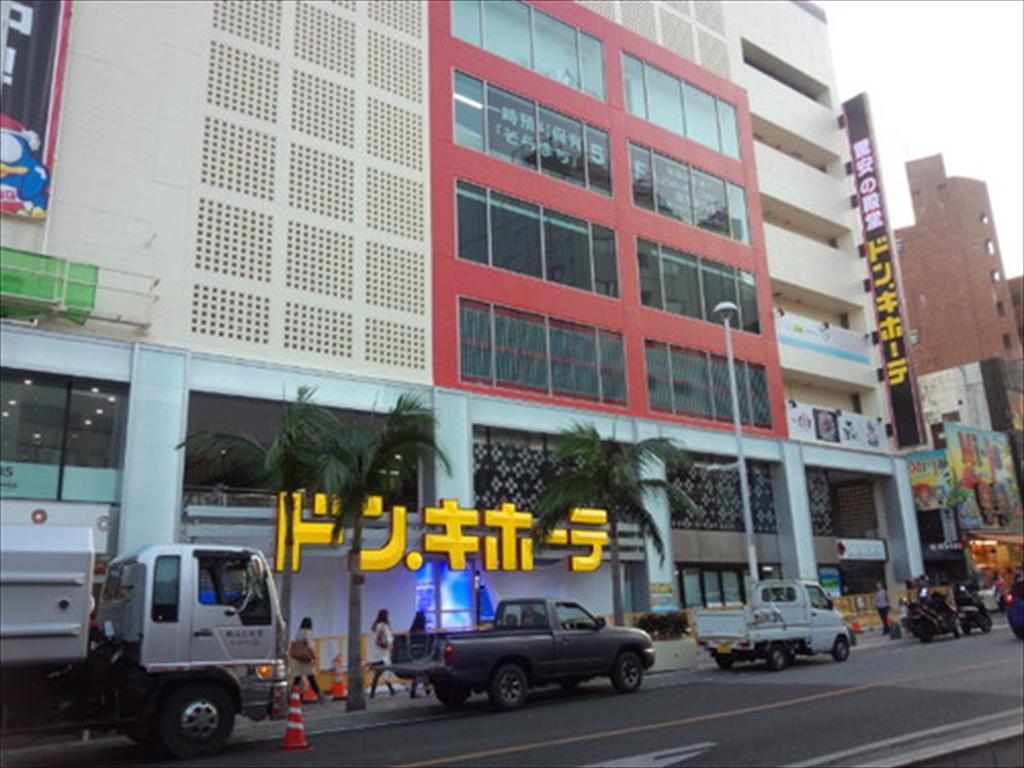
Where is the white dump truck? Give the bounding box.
[0,525,288,758]
[695,579,854,671]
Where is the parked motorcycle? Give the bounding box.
[907,590,961,643]
[954,583,993,635]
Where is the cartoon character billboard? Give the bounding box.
[944,423,1022,533]
[1,1,73,219]
[907,449,951,512]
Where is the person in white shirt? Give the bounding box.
[874,582,891,634]
[369,609,396,698]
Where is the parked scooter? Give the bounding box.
[907,589,961,643]
[954,583,993,635]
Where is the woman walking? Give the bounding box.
[408,611,433,699]
[369,609,396,698]
[289,617,328,703]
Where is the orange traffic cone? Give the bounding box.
[851,620,863,633]
[279,686,313,752]
[302,676,318,703]
[330,656,348,701]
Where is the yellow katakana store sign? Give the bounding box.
[274,492,609,574]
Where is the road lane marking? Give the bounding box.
[395,658,1014,768]
[860,724,1024,768]
[585,742,716,767]
[785,707,1024,766]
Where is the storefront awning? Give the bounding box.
[966,531,1024,547]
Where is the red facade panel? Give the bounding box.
[429,0,785,437]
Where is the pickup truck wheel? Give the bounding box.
[831,635,850,662]
[158,683,235,759]
[611,651,643,694]
[714,654,734,670]
[765,643,788,671]
[434,684,470,708]
[489,664,529,711]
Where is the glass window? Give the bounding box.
[555,602,598,630]
[709,354,732,422]
[494,308,548,391]
[749,364,771,427]
[580,33,605,100]
[591,225,618,297]
[727,183,749,244]
[691,168,729,236]
[585,126,611,195]
[629,144,655,210]
[683,83,719,151]
[460,300,493,383]
[806,585,832,610]
[737,270,760,334]
[661,248,701,319]
[550,320,599,400]
[152,555,180,623]
[623,54,647,118]
[63,378,128,502]
[700,261,737,322]
[722,570,743,605]
[483,0,531,69]
[653,153,692,224]
[487,85,537,169]
[452,0,482,46]
[538,107,585,187]
[645,341,672,411]
[681,568,702,608]
[456,181,489,265]
[533,10,578,90]
[598,331,626,404]
[671,347,713,418]
[1,370,66,500]
[197,554,271,626]
[490,192,542,278]
[717,100,740,159]
[703,570,723,607]
[646,65,684,134]
[736,362,752,424]
[454,72,485,152]
[637,239,663,310]
[544,210,592,291]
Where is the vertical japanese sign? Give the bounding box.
[842,93,923,448]
[1,0,73,219]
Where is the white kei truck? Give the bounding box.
[0,525,289,758]
[695,579,854,671]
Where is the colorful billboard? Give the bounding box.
[842,93,923,448]
[1,0,73,219]
[908,449,952,512]
[944,423,1022,533]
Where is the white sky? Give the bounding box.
[818,0,1024,278]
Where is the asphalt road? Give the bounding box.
[3,628,1022,768]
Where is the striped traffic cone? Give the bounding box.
[279,686,313,752]
[330,655,348,701]
[301,676,318,703]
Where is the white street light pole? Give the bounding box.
[713,301,759,588]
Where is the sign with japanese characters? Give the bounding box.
[1,0,72,219]
[274,493,609,574]
[842,93,923,448]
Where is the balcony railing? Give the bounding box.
[787,400,889,452]
[775,309,874,365]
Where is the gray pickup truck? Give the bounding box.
[391,598,655,711]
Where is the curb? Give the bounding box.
[860,724,1024,767]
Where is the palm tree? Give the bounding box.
[317,393,450,713]
[179,386,339,629]
[533,423,697,627]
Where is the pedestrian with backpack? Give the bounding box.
[369,609,396,698]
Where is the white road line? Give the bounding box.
[785,707,1024,767]
[859,724,1023,768]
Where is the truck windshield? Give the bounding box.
[495,601,549,629]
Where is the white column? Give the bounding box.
[117,345,189,553]
[432,389,474,506]
[636,421,678,612]
[772,441,818,580]
[882,458,924,581]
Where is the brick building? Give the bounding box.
[895,155,1022,375]
[1009,275,1024,347]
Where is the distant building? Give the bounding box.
[1009,275,1024,347]
[895,155,1022,376]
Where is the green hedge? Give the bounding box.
[635,611,690,640]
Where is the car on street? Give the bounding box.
[390,598,655,711]
[1007,576,1024,639]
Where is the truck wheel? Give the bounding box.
[831,635,850,663]
[611,651,643,693]
[434,684,470,708]
[489,663,529,711]
[158,683,235,759]
[714,654,734,671]
[766,643,788,671]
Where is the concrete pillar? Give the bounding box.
[636,422,678,612]
[882,458,925,581]
[772,441,818,580]
[118,345,189,553]
[432,389,473,506]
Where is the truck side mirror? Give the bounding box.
[596,617,606,629]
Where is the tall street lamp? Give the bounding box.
[713,300,760,588]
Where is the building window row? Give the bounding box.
[623,53,740,160]
[644,340,771,427]
[460,299,627,405]
[0,368,128,503]
[454,71,612,196]
[637,238,760,334]
[456,180,619,297]
[630,142,749,244]
[453,0,606,100]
